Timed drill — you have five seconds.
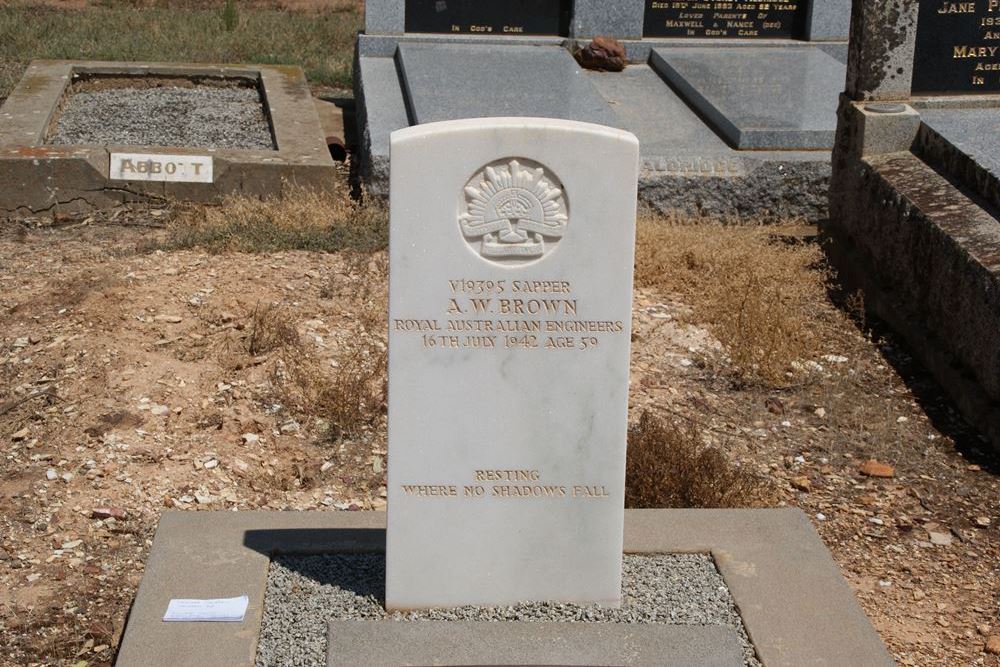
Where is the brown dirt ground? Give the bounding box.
[0,213,997,667]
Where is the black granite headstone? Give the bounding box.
[404,0,571,36]
[913,0,1000,94]
[643,0,809,39]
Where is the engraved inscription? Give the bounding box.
[404,0,571,36]
[401,470,611,501]
[643,1,807,39]
[109,152,213,183]
[392,278,625,352]
[460,159,568,264]
[914,0,1000,93]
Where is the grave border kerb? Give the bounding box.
[114,508,894,667]
[0,59,336,214]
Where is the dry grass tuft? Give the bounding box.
[214,302,301,370]
[635,215,830,387]
[625,410,771,509]
[0,2,361,103]
[246,303,300,356]
[282,336,387,440]
[279,254,388,439]
[161,186,387,254]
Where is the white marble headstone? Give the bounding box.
[386,117,639,610]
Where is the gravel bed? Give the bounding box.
[256,553,760,667]
[47,85,275,150]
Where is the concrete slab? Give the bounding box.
[651,46,845,150]
[584,64,730,158]
[916,107,1000,211]
[355,55,834,219]
[116,509,892,667]
[828,150,1000,451]
[0,60,337,215]
[807,0,852,41]
[572,0,645,40]
[326,620,744,667]
[396,43,619,127]
[353,54,409,198]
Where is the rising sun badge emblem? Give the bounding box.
[459,158,568,264]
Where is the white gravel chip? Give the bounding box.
[256,553,760,667]
[48,84,274,151]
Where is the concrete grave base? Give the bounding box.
[326,620,744,666]
[829,99,1000,453]
[0,61,337,215]
[114,509,892,667]
[353,35,846,220]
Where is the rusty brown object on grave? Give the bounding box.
[575,37,627,72]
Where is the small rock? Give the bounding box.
[153,315,183,323]
[61,539,83,550]
[816,513,827,521]
[814,407,827,418]
[203,459,219,470]
[26,573,41,583]
[764,397,784,414]
[986,636,1000,655]
[822,354,848,364]
[194,492,213,505]
[928,531,953,546]
[45,469,58,481]
[868,517,885,526]
[575,36,627,72]
[973,516,991,528]
[13,337,29,348]
[790,476,811,492]
[242,433,260,445]
[913,590,926,601]
[11,427,29,441]
[977,624,992,636]
[150,404,170,417]
[859,459,895,478]
[320,461,334,473]
[279,420,300,434]
[91,507,126,520]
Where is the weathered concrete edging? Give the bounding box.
[827,151,1000,451]
[114,509,892,667]
[0,60,337,215]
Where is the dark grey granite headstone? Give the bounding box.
[396,43,620,127]
[643,0,808,39]
[403,0,571,36]
[326,620,745,667]
[651,46,845,150]
[913,1,1000,94]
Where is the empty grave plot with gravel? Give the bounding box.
[256,553,761,667]
[46,75,276,151]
